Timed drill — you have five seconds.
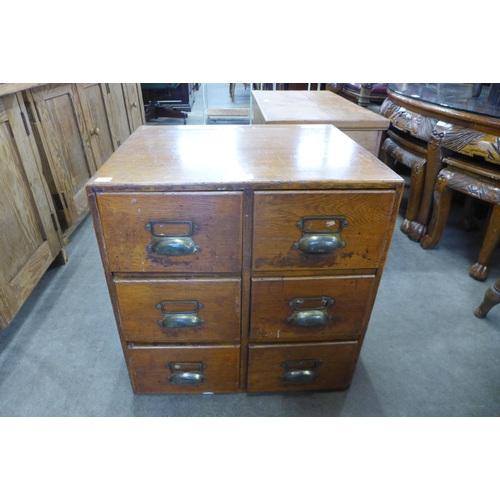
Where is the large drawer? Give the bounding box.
[115,277,241,343]
[97,192,243,273]
[250,275,375,342]
[252,190,396,271]
[247,341,358,392]
[128,344,240,394]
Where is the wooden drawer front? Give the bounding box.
[247,342,357,392]
[252,190,396,271]
[128,344,240,394]
[97,192,243,273]
[115,278,241,343]
[250,275,375,342]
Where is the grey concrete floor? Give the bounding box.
[1,85,499,416]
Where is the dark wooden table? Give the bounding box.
[380,83,500,242]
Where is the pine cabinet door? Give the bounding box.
[0,93,63,329]
[27,83,97,233]
[122,83,145,132]
[75,83,115,166]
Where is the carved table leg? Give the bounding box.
[469,204,500,281]
[380,137,426,235]
[474,277,500,318]
[409,122,449,242]
[420,169,454,249]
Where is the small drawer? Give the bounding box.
[128,344,240,394]
[115,277,241,343]
[97,192,243,273]
[250,275,375,342]
[252,190,396,271]
[247,341,358,392]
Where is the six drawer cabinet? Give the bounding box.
[87,124,403,394]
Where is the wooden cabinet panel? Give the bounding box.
[122,83,145,132]
[115,277,242,343]
[97,192,243,273]
[75,83,115,166]
[26,83,96,233]
[0,93,63,328]
[247,341,358,392]
[250,275,375,342]
[252,190,397,271]
[128,344,240,394]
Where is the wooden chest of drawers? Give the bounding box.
[86,124,403,394]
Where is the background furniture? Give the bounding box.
[0,87,65,329]
[475,276,500,318]
[338,83,388,107]
[141,83,191,124]
[420,156,500,281]
[380,83,500,244]
[0,83,145,329]
[251,90,390,156]
[86,124,403,394]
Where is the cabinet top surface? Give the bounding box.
[252,91,390,129]
[87,124,402,192]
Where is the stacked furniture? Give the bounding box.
[380,83,500,281]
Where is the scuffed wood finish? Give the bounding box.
[250,275,375,342]
[251,90,390,156]
[252,190,396,271]
[115,277,242,343]
[128,344,240,394]
[97,192,243,273]
[0,93,64,328]
[89,125,402,191]
[87,125,403,394]
[247,341,358,392]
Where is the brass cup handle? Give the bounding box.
[157,301,205,329]
[281,369,318,384]
[150,236,201,256]
[295,233,345,253]
[286,297,334,327]
[280,359,322,384]
[169,372,207,385]
[166,362,207,385]
[294,216,348,253]
[145,220,201,256]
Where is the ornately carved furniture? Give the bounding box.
[380,84,500,247]
[420,155,500,280]
[86,124,403,394]
[475,276,500,318]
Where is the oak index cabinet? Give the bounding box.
[87,124,403,394]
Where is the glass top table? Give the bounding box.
[388,83,500,121]
[380,83,500,247]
